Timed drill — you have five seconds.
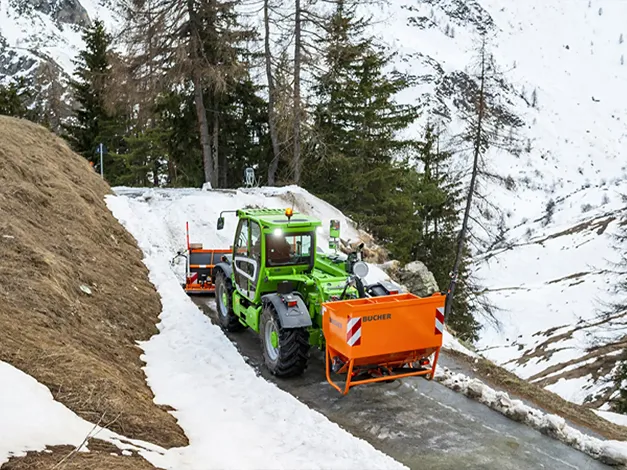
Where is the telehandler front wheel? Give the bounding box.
[215,271,245,332]
[260,303,309,377]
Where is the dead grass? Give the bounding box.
[0,116,186,455]
[2,441,155,470]
[447,349,627,441]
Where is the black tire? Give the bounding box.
[260,303,310,377]
[215,271,245,332]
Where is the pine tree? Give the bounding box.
[65,20,111,160]
[64,20,129,182]
[219,78,271,188]
[269,49,297,184]
[156,90,204,187]
[119,125,169,186]
[413,126,478,341]
[264,0,281,185]
[293,0,303,184]
[413,126,459,278]
[0,78,30,118]
[305,1,420,260]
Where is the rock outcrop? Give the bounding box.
[396,261,440,297]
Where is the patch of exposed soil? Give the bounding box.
[547,271,590,285]
[535,215,616,244]
[0,117,186,454]
[503,308,627,407]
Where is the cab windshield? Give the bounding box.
[266,231,313,267]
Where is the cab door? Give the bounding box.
[232,218,262,300]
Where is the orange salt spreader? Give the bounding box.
[322,292,446,395]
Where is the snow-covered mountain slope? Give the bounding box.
[371,0,627,228]
[367,0,627,409]
[475,188,626,408]
[0,0,118,127]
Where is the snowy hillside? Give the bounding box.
[0,0,118,125]
[475,191,627,408]
[371,0,627,409]
[369,0,627,229]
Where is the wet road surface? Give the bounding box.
[193,297,609,470]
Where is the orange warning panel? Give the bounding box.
[322,292,446,394]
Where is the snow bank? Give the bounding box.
[106,188,406,470]
[433,366,627,466]
[0,361,166,465]
[594,410,627,428]
[443,330,478,358]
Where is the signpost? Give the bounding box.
[98,143,104,178]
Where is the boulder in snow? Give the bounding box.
[397,261,439,298]
[379,260,401,279]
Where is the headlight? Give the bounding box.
[352,261,369,278]
[273,228,283,237]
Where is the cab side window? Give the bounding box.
[235,220,249,255]
[249,222,261,295]
[233,220,249,296]
[250,222,261,261]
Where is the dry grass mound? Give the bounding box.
[0,116,186,452]
[2,442,155,470]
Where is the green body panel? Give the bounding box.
[232,290,262,332]
[222,208,358,348]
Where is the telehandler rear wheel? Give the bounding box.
[260,303,309,377]
[215,271,245,332]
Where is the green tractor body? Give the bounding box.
[212,208,384,376]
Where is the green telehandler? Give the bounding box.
[210,207,446,394]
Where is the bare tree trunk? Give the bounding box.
[211,111,220,188]
[293,0,302,184]
[434,135,440,237]
[219,138,227,187]
[444,38,487,321]
[193,73,214,185]
[187,0,213,186]
[265,0,281,186]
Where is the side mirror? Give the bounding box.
[217,217,224,230]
